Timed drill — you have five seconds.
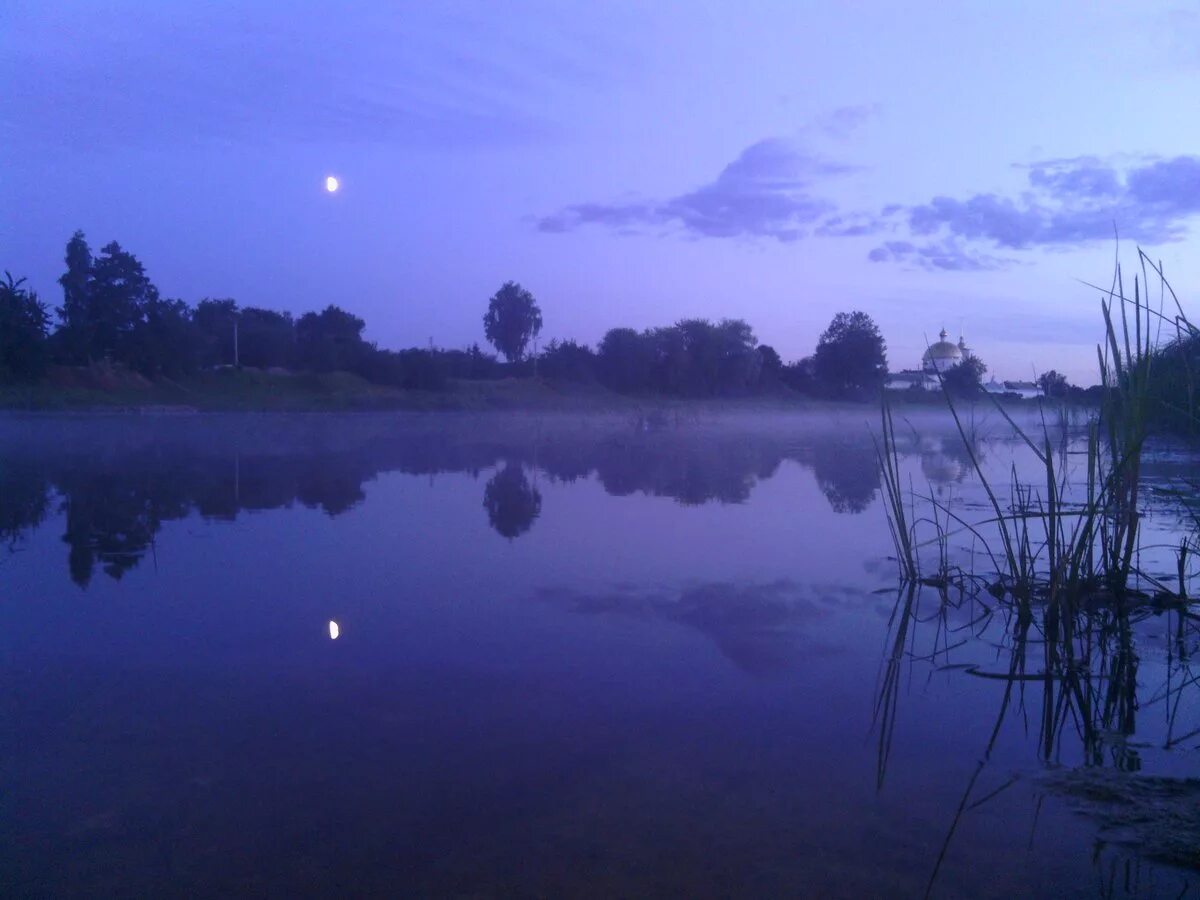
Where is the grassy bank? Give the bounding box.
[1,364,1092,415]
[0,368,839,413]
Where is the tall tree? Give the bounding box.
[483,281,542,362]
[55,231,93,363]
[88,241,160,365]
[814,311,888,397]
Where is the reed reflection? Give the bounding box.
[873,571,1200,894]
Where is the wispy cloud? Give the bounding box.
[538,137,858,241]
[867,239,1016,272]
[815,213,887,238]
[813,103,883,140]
[0,3,627,149]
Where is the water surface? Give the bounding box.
[2,411,1197,897]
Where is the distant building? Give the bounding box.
[885,328,972,392]
[885,328,1043,398]
[984,378,1041,400]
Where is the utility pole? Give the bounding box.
[233,316,240,368]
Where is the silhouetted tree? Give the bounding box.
[52,236,205,376]
[82,241,161,365]
[598,327,655,393]
[540,339,597,381]
[1038,369,1070,399]
[483,281,542,362]
[127,295,200,377]
[676,318,758,394]
[433,344,500,380]
[296,305,368,372]
[782,356,817,394]
[238,307,296,369]
[941,355,987,397]
[360,348,447,390]
[644,325,688,393]
[467,343,500,379]
[483,462,542,538]
[55,230,93,363]
[756,345,783,383]
[814,311,888,397]
[194,298,240,366]
[0,272,51,381]
[597,320,763,396]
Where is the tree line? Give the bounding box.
[2,230,1016,400]
[1,233,511,390]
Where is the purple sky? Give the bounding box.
[4,1,1200,384]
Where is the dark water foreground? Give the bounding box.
[2,411,1197,898]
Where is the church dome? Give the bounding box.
[922,329,963,373]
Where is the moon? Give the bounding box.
[325,175,340,193]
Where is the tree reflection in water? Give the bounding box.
[811,438,880,513]
[0,415,889,584]
[483,462,542,539]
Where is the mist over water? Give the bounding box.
[2,410,1197,897]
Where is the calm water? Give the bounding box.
[2,411,1197,898]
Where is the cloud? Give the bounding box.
[814,103,883,139]
[868,239,1015,272]
[1026,156,1122,198]
[876,155,1200,260]
[538,137,857,241]
[815,213,887,238]
[532,580,845,675]
[1126,155,1200,213]
[0,3,627,149]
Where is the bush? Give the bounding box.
[539,339,597,382]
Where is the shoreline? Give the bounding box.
[0,370,1072,416]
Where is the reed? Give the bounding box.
[872,253,1200,891]
[877,247,1200,608]
[873,396,918,581]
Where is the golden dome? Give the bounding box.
[922,329,963,370]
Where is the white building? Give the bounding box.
[984,378,1041,400]
[885,329,971,391]
[883,326,1044,398]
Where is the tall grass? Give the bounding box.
[873,398,918,580]
[879,248,1199,607]
[872,252,1200,892]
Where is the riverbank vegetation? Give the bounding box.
[1,230,1076,410]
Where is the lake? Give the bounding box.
[2,410,1197,897]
